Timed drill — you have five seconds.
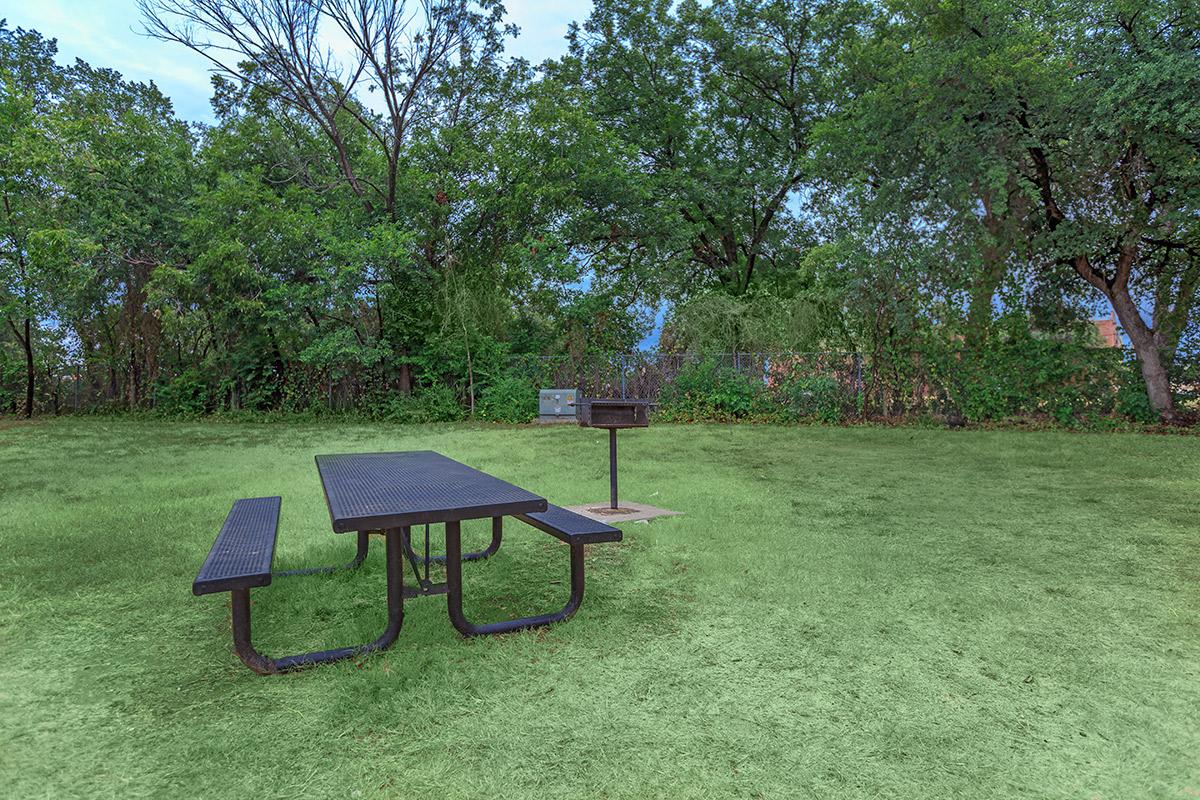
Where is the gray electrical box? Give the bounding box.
[538,388,577,418]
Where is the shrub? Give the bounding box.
[0,354,20,413]
[1115,359,1157,423]
[373,383,465,423]
[478,374,537,423]
[414,383,467,422]
[778,374,843,423]
[658,358,766,421]
[923,334,1127,424]
[154,370,209,416]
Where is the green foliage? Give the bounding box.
[658,357,851,424]
[370,383,465,425]
[3,4,1198,426]
[922,332,1128,425]
[814,0,1200,422]
[1115,359,1159,424]
[416,330,511,403]
[778,375,844,424]
[554,291,653,359]
[658,358,767,421]
[154,369,209,416]
[477,374,538,424]
[547,0,845,297]
[668,287,822,354]
[0,347,20,412]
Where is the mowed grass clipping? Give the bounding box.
[0,418,1197,799]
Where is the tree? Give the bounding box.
[0,24,66,417]
[822,0,1200,421]
[141,0,519,393]
[548,0,860,298]
[141,0,491,219]
[58,62,195,407]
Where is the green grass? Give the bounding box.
[1,418,1197,799]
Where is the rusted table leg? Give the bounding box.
[443,520,585,637]
[230,528,404,674]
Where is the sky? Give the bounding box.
[0,0,592,122]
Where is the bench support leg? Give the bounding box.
[230,528,404,674]
[273,530,371,578]
[444,520,585,637]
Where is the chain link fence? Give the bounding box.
[6,346,1197,422]
[511,351,863,400]
[510,347,1198,422]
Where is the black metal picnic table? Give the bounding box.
[192,450,622,674]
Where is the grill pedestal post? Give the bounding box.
[576,398,649,512]
[609,428,618,509]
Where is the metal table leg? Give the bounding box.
[444,520,585,637]
[230,528,404,674]
[400,518,504,599]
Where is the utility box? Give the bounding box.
[538,388,577,418]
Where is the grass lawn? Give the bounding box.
[1,418,1197,799]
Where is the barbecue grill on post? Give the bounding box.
[575,398,650,509]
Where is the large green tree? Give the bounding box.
[59,62,194,407]
[141,0,533,395]
[822,0,1200,421]
[0,24,70,417]
[2,22,196,414]
[547,0,862,298]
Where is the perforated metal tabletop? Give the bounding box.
[315,451,547,533]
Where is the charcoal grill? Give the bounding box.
[575,398,651,509]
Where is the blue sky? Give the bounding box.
[1,0,592,122]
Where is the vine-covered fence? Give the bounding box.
[514,346,1196,424]
[9,344,1197,425]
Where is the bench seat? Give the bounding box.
[515,504,622,545]
[193,496,281,595]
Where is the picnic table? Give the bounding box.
[192,450,622,674]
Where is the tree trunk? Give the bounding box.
[463,323,475,417]
[22,317,34,418]
[966,186,1010,345]
[965,260,1004,345]
[1109,288,1176,422]
[397,361,412,396]
[128,348,138,409]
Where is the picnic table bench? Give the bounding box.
[192,451,621,674]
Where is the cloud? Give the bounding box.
[2,0,593,122]
[5,0,218,119]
